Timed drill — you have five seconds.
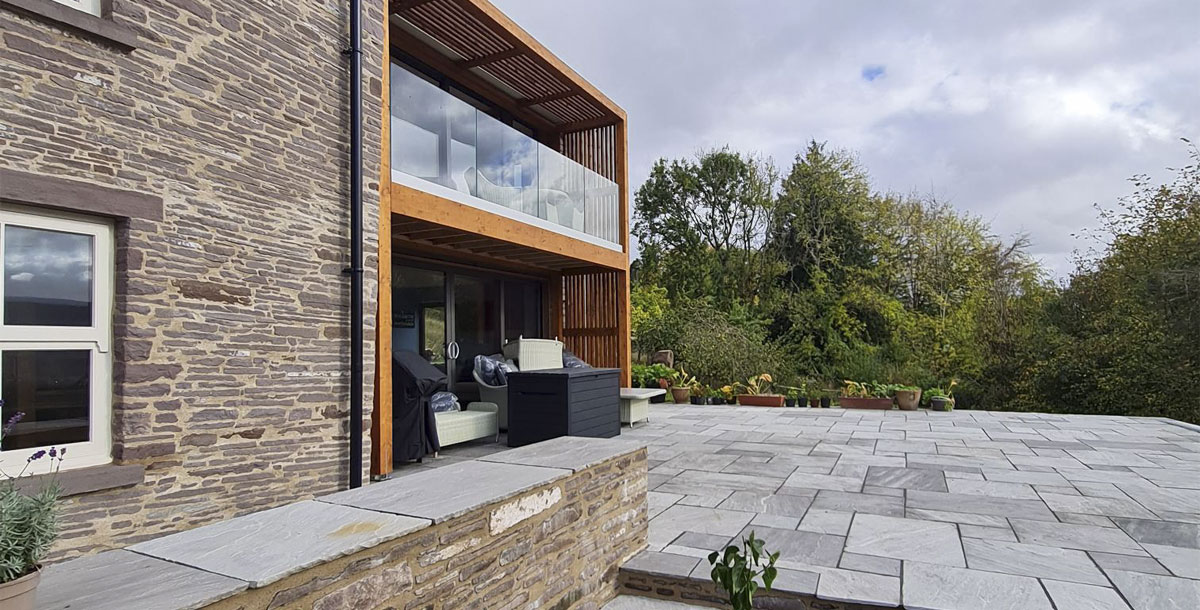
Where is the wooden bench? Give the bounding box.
[620,388,664,427]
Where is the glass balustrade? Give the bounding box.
[390,62,620,246]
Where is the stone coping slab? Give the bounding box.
[129,500,429,588]
[36,549,247,610]
[479,435,647,472]
[320,459,570,523]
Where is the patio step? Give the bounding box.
[603,595,710,609]
[617,551,823,610]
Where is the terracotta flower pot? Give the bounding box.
[670,387,691,404]
[895,389,921,411]
[0,570,40,610]
[839,397,895,410]
[737,394,785,407]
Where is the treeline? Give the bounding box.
[631,141,1200,423]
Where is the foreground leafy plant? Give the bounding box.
[707,531,779,610]
[0,401,64,583]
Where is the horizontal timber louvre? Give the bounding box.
[560,269,622,369]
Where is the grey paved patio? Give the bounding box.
[622,404,1200,610]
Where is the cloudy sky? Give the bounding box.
[493,0,1199,277]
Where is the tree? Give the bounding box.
[633,149,778,307]
[1033,142,1200,422]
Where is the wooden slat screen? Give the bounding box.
[559,269,621,369]
[559,125,620,244]
[559,124,616,180]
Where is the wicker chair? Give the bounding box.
[473,368,510,430]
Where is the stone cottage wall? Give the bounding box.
[0,0,386,557]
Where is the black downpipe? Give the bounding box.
[346,0,364,489]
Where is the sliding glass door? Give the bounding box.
[393,262,543,392]
[451,274,499,385]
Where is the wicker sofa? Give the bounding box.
[434,402,499,447]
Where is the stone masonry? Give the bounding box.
[214,448,648,610]
[1,0,386,557]
[36,439,650,610]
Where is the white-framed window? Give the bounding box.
[0,206,113,473]
[50,0,102,17]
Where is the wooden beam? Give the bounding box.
[458,0,626,122]
[372,19,394,479]
[460,48,522,68]
[390,26,559,136]
[389,0,434,13]
[555,116,620,136]
[392,236,555,278]
[390,183,628,271]
[518,90,575,107]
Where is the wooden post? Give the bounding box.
[615,119,631,386]
[371,21,393,479]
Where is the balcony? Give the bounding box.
[389,62,621,248]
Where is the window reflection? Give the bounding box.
[3,225,93,327]
[1,350,91,450]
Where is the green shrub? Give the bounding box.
[673,305,788,389]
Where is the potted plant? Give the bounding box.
[839,380,895,410]
[1,406,64,610]
[689,382,707,405]
[720,385,736,406]
[707,531,779,610]
[927,381,956,411]
[640,363,673,402]
[671,368,696,404]
[894,385,922,411]
[706,387,723,405]
[783,386,799,408]
[819,386,832,408]
[735,374,786,407]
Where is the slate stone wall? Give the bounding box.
[0,0,386,557]
[207,450,648,610]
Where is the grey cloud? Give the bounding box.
[493,0,1199,276]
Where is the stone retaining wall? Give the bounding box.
[230,452,646,610]
[38,438,649,610]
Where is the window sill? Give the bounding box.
[12,463,144,498]
[1,0,139,51]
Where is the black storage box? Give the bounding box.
[506,367,620,447]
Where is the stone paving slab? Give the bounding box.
[321,459,567,523]
[903,561,1053,609]
[625,404,1200,609]
[477,435,645,472]
[37,550,247,610]
[845,514,965,567]
[1107,569,1200,610]
[130,500,429,587]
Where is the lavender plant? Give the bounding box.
[0,401,64,583]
